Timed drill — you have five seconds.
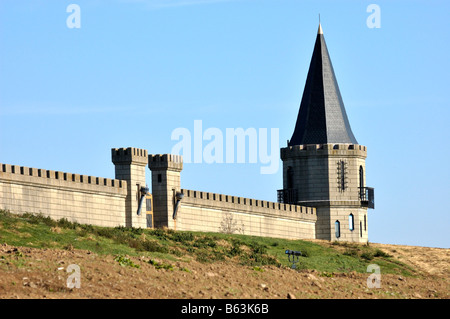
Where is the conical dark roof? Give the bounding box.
[289,24,357,146]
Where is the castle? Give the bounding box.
[0,24,374,243]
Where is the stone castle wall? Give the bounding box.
[0,163,128,227]
[176,189,316,239]
[0,147,325,241]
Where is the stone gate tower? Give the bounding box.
[279,24,374,242]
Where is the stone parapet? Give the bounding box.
[180,188,316,222]
[281,144,367,160]
[148,154,183,172]
[0,163,126,195]
[111,147,148,166]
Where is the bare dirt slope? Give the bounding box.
[0,241,448,299]
[370,243,450,278]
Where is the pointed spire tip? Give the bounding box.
[318,23,323,35]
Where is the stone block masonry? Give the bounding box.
[177,189,317,240]
[280,143,370,243]
[112,147,148,229]
[0,163,127,227]
[148,154,183,229]
[0,145,360,243]
[147,153,317,240]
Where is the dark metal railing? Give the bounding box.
[278,187,375,209]
[360,187,375,209]
[277,188,297,204]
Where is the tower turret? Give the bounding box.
[112,147,148,228]
[280,24,374,242]
[148,154,183,229]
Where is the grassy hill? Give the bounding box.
[0,209,448,299]
[0,210,413,275]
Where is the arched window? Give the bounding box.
[360,221,363,237]
[364,215,367,231]
[349,214,354,231]
[335,220,341,238]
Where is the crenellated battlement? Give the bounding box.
[148,154,183,172]
[180,188,316,222]
[281,143,367,160]
[111,147,148,166]
[0,163,126,193]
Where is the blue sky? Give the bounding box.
[1,0,449,248]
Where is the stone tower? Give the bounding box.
[148,154,183,229]
[112,147,148,228]
[279,24,374,242]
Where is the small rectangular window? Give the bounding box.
[146,198,152,212]
[157,174,162,183]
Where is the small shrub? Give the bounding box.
[114,255,140,268]
[360,252,374,260]
[320,272,334,278]
[79,223,95,233]
[148,228,170,240]
[96,227,117,239]
[193,236,217,249]
[228,244,242,257]
[374,249,392,258]
[57,218,77,229]
[343,249,358,258]
[140,240,169,253]
[169,248,185,257]
[171,232,194,243]
[195,250,210,263]
[249,242,267,255]
[148,259,173,271]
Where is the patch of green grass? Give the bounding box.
[253,266,265,272]
[114,255,140,268]
[0,210,417,277]
[148,259,174,271]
